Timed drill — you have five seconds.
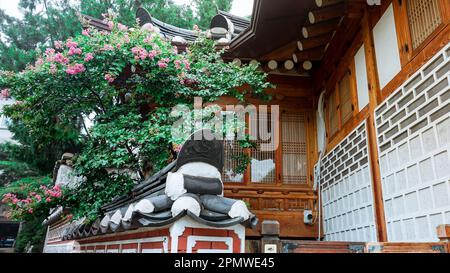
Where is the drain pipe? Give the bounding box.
[314,91,327,241]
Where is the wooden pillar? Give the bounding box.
[437,225,450,252]
[437,225,450,241]
[260,220,281,253]
[361,10,387,242]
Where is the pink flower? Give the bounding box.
[131,47,148,60]
[174,59,182,69]
[66,39,78,48]
[183,60,190,70]
[54,41,63,49]
[117,23,128,31]
[35,195,41,202]
[35,58,44,67]
[28,209,33,214]
[46,197,52,202]
[104,74,115,83]
[66,63,86,75]
[123,34,130,43]
[2,193,16,203]
[101,44,114,51]
[68,46,82,56]
[49,64,57,74]
[0,89,10,99]
[45,48,56,62]
[54,53,69,65]
[45,48,55,56]
[143,35,154,44]
[84,53,94,62]
[82,29,90,36]
[193,24,200,32]
[158,61,168,69]
[107,21,114,30]
[148,50,158,59]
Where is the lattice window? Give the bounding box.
[221,111,245,183]
[222,140,244,183]
[328,90,339,137]
[339,71,353,124]
[250,112,276,184]
[281,113,308,184]
[407,0,443,49]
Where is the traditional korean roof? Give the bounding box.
[136,7,198,43]
[215,10,251,38]
[61,158,257,241]
[82,1,366,77]
[60,130,258,241]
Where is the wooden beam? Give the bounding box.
[292,53,298,63]
[260,40,300,61]
[312,16,361,91]
[283,60,295,70]
[267,60,278,70]
[437,225,450,242]
[302,18,340,39]
[309,3,346,24]
[267,74,313,87]
[232,58,242,67]
[303,61,313,71]
[362,10,387,243]
[298,33,332,51]
[315,0,344,8]
[249,59,259,66]
[295,46,325,61]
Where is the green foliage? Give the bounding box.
[0,175,52,198]
[0,158,41,188]
[14,216,48,253]
[2,14,271,221]
[0,0,233,72]
[194,0,232,29]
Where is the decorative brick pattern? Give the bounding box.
[318,121,377,242]
[375,43,450,242]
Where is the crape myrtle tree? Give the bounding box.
[0,0,234,72]
[1,11,271,222]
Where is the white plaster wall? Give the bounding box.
[355,44,370,110]
[373,4,402,89]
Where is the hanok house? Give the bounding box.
[43,0,450,253]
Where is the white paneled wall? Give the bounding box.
[373,4,402,89]
[375,43,450,242]
[319,121,378,242]
[355,44,370,111]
